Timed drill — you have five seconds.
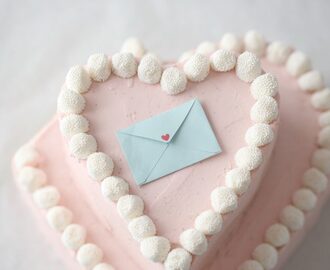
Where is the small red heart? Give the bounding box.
[161,134,170,141]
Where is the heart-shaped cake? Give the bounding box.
[13,31,330,270]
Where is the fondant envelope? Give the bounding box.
[117,99,221,185]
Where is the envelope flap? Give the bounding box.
[118,99,196,143]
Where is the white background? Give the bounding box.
[1,0,330,269]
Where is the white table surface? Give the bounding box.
[1,0,330,269]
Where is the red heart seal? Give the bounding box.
[161,134,170,141]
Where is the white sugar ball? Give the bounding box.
[311,88,330,110]
[303,168,328,194]
[252,243,278,270]
[14,145,40,169]
[244,30,266,57]
[140,236,170,262]
[236,52,262,82]
[112,52,137,78]
[194,210,223,235]
[235,146,263,171]
[76,243,103,269]
[33,186,60,209]
[18,166,46,192]
[266,41,292,65]
[60,114,89,138]
[245,123,274,147]
[138,54,162,84]
[265,223,290,248]
[178,50,194,63]
[62,224,87,250]
[210,49,236,72]
[239,260,263,270]
[87,152,114,182]
[87,53,111,82]
[250,96,278,124]
[312,148,330,174]
[128,215,156,242]
[69,133,97,159]
[183,53,210,82]
[286,51,311,77]
[47,206,73,232]
[93,263,115,270]
[319,111,330,127]
[292,188,317,212]
[318,126,330,148]
[121,37,145,58]
[280,205,305,231]
[210,186,238,214]
[117,195,144,220]
[66,66,91,94]
[251,73,278,100]
[219,33,243,53]
[179,228,208,256]
[196,41,217,55]
[57,89,85,114]
[164,248,192,270]
[101,176,129,202]
[298,70,324,92]
[225,167,251,195]
[161,67,187,95]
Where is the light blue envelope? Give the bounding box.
[117,99,221,185]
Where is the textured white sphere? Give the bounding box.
[292,188,317,212]
[66,65,91,94]
[121,37,145,58]
[161,67,187,95]
[117,195,144,220]
[76,243,103,269]
[111,52,137,78]
[14,145,40,169]
[298,70,324,92]
[87,152,114,182]
[140,236,171,262]
[266,41,292,64]
[250,96,278,124]
[245,123,274,147]
[252,243,278,270]
[318,126,330,149]
[225,167,251,195]
[303,168,328,194]
[183,53,210,82]
[57,89,85,114]
[62,224,87,250]
[69,133,97,159]
[194,210,223,235]
[128,215,156,242]
[60,114,89,138]
[239,260,263,270]
[235,146,263,171]
[319,111,330,127]
[46,206,73,232]
[219,33,243,53]
[87,53,111,82]
[251,73,278,100]
[164,248,192,270]
[312,148,330,174]
[196,41,217,55]
[286,51,311,77]
[210,186,238,214]
[33,186,60,209]
[138,54,162,84]
[311,88,330,111]
[18,166,46,192]
[236,52,262,82]
[178,50,194,63]
[93,263,115,270]
[280,205,305,231]
[265,223,290,248]
[179,228,208,256]
[244,30,266,57]
[210,49,236,72]
[101,176,129,202]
